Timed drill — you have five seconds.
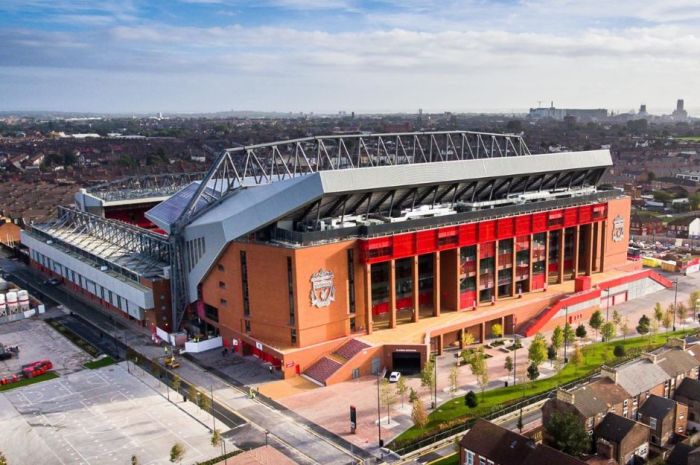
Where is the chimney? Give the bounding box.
[600,365,618,383]
[642,352,658,364]
[667,338,687,350]
[556,388,575,404]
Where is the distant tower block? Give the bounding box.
[677,99,685,111]
[639,104,647,115]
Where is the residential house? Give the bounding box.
[594,413,650,465]
[459,419,587,465]
[667,442,700,465]
[636,394,688,447]
[674,378,700,429]
[630,214,666,237]
[667,216,700,239]
[654,348,700,398]
[543,378,634,434]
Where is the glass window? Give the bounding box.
[466,450,474,465]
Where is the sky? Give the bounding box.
[1,0,700,115]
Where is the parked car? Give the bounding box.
[44,278,61,285]
[389,371,401,383]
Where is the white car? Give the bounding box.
[389,371,401,383]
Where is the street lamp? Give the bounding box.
[376,367,385,448]
[512,318,517,386]
[433,353,438,410]
[605,288,611,321]
[564,306,569,364]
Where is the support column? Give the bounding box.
[437,334,444,356]
[364,263,373,334]
[511,239,517,297]
[573,225,580,279]
[455,247,461,311]
[600,221,607,272]
[389,259,397,329]
[458,328,464,349]
[544,231,550,285]
[412,255,420,322]
[494,239,500,301]
[528,233,534,293]
[480,322,486,344]
[585,223,594,276]
[592,221,600,272]
[558,228,565,284]
[433,251,441,317]
[475,243,481,308]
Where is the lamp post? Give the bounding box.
[512,318,517,386]
[376,367,384,448]
[433,353,438,410]
[605,288,611,321]
[564,306,569,364]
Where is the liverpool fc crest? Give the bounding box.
[310,269,335,308]
[612,215,624,242]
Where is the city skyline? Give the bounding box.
[1,0,700,114]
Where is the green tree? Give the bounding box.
[653,190,673,203]
[637,314,651,337]
[396,376,408,408]
[564,323,575,347]
[589,311,603,340]
[448,366,459,394]
[408,387,418,403]
[551,326,564,355]
[379,378,396,424]
[663,306,673,332]
[420,359,435,395]
[461,331,475,348]
[547,345,557,366]
[612,309,622,330]
[621,317,630,340]
[411,399,428,428]
[0,452,7,465]
[465,391,478,408]
[504,356,513,374]
[688,290,700,313]
[210,429,224,457]
[545,411,590,457]
[654,302,664,327]
[187,384,198,405]
[171,374,181,396]
[169,443,185,464]
[528,333,547,367]
[526,363,539,382]
[491,323,503,340]
[601,321,616,342]
[575,324,587,340]
[517,408,524,433]
[571,344,584,370]
[613,345,626,357]
[199,391,211,413]
[469,348,489,399]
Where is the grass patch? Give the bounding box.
[46,318,102,357]
[0,371,59,392]
[677,136,700,142]
[429,454,458,465]
[83,356,116,370]
[391,329,696,448]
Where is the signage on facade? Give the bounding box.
[255,341,263,350]
[310,269,336,308]
[612,215,625,242]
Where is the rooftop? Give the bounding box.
[638,394,676,420]
[674,377,700,401]
[594,413,649,444]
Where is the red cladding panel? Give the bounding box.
[579,205,592,223]
[564,208,578,227]
[369,237,391,249]
[479,221,496,242]
[515,215,531,234]
[497,218,515,239]
[416,230,437,254]
[532,213,547,232]
[392,234,414,258]
[438,226,457,238]
[459,223,478,246]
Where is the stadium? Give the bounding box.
[21,131,671,385]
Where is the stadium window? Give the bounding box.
[240,251,250,316]
[347,249,355,314]
[291,328,297,344]
[244,320,251,333]
[287,257,295,325]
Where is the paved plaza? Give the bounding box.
[0,363,223,465]
[0,318,91,378]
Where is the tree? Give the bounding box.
[613,345,626,357]
[527,363,539,382]
[379,378,396,424]
[571,344,584,370]
[0,452,7,465]
[411,399,428,428]
[545,411,590,457]
[612,310,622,330]
[409,387,418,403]
[663,306,673,333]
[654,302,664,327]
[420,359,435,395]
[621,317,630,340]
[131,455,139,465]
[187,384,198,405]
[517,408,524,433]
[396,376,408,408]
[637,314,651,337]
[461,331,475,348]
[677,302,688,329]
[601,321,616,342]
[528,333,547,367]
[589,311,604,340]
[575,324,587,340]
[211,429,224,456]
[687,290,700,313]
[564,323,575,347]
[169,443,185,464]
[551,326,564,355]
[465,391,478,408]
[647,171,656,182]
[491,323,503,341]
[469,348,489,399]
[504,356,513,374]
[547,345,557,366]
[199,391,211,413]
[448,366,459,394]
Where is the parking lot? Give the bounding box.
[0,317,91,378]
[0,363,221,465]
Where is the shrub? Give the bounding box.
[613,345,626,357]
[465,390,478,408]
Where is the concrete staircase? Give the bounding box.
[303,339,372,386]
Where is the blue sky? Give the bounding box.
[1,0,700,114]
